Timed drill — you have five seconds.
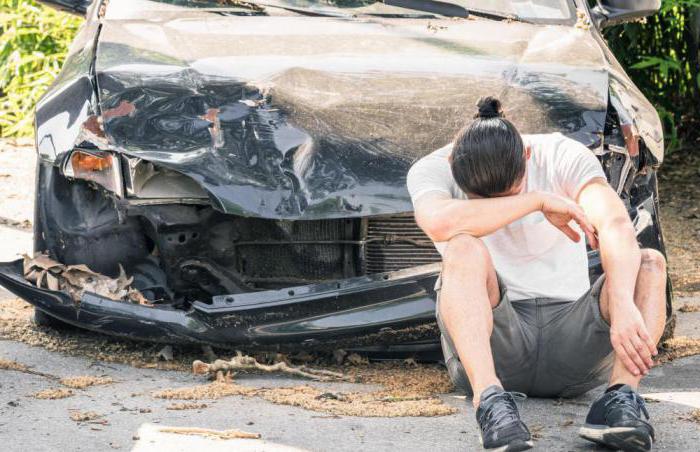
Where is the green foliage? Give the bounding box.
[604,0,700,150]
[0,0,82,137]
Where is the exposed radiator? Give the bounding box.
[364,214,442,274]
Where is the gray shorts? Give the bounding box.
[436,274,614,398]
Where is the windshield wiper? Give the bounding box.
[381,1,528,22]
[382,0,469,18]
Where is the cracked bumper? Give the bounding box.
[0,259,441,350]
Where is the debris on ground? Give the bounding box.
[0,357,58,379]
[679,304,700,313]
[680,409,700,424]
[22,253,151,306]
[258,385,456,417]
[166,402,208,410]
[560,419,574,427]
[0,358,29,372]
[153,381,256,400]
[529,424,545,440]
[157,345,174,362]
[69,410,104,422]
[333,349,347,364]
[33,388,74,399]
[158,426,260,440]
[346,353,369,366]
[60,376,113,389]
[154,358,457,417]
[192,351,351,382]
[0,302,458,418]
[657,336,700,364]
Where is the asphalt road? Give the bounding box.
[0,299,699,452]
[1,142,699,451]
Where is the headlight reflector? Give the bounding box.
[63,150,123,197]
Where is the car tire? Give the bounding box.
[32,308,73,330]
[660,312,676,344]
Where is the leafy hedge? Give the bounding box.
[0,0,82,137]
[604,0,700,150]
[1,0,699,150]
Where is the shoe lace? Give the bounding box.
[480,391,527,430]
[604,391,650,420]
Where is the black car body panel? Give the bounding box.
[37,2,663,219]
[0,259,441,350]
[2,0,673,350]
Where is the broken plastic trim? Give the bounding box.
[122,156,208,200]
[62,149,124,197]
[0,261,441,347]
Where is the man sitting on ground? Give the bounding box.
[407,97,667,452]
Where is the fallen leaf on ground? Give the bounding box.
[166,402,208,411]
[33,388,74,399]
[680,409,700,424]
[69,410,103,422]
[0,358,29,372]
[346,353,369,366]
[60,376,113,389]
[657,336,700,364]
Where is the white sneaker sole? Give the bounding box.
[579,425,653,451]
[479,434,534,451]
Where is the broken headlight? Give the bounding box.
[122,157,207,200]
[63,150,124,197]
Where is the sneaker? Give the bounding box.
[476,385,533,451]
[579,384,655,451]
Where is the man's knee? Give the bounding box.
[443,234,490,267]
[640,248,667,277]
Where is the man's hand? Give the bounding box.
[538,192,598,249]
[609,301,658,376]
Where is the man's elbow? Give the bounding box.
[415,212,452,243]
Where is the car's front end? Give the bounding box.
[0,0,673,353]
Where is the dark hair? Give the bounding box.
[450,96,526,197]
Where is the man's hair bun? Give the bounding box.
[474,96,504,119]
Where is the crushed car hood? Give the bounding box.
[94,7,609,219]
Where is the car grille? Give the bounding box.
[232,214,440,287]
[233,218,354,286]
[364,214,441,274]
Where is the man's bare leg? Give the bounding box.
[600,249,668,388]
[438,234,503,406]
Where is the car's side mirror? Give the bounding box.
[591,0,661,28]
[36,0,93,16]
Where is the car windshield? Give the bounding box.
[153,0,574,22]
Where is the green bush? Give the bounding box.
[604,0,700,150]
[0,0,82,137]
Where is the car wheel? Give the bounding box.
[660,312,676,344]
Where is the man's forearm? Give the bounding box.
[598,217,641,307]
[416,192,542,242]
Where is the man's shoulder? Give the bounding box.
[523,132,567,148]
[410,143,453,170]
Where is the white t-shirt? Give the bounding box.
[406,133,606,301]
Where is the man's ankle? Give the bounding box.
[472,382,504,407]
[607,378,639,392]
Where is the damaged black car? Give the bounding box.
[0,0,674,355]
